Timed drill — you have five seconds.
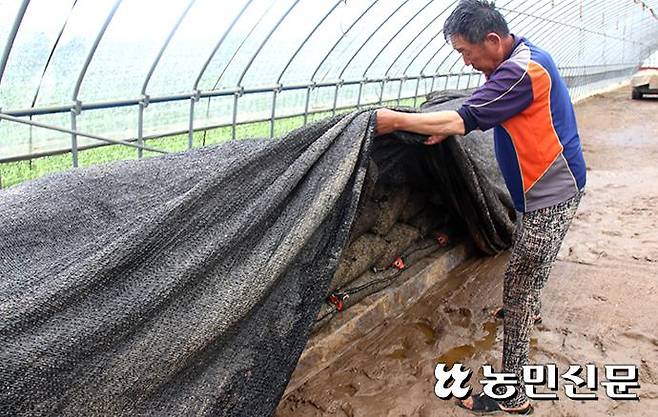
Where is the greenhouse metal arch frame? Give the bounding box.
[0,0,656,166]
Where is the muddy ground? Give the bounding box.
[275,86,658,417]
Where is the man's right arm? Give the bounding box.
[376,61,534,141]
[376,108,465,138]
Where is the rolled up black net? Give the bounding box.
[0,93,513,416]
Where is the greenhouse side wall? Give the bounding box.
[0,0,656,187]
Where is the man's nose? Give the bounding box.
[463,56,471,66]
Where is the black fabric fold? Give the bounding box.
[0,95,513,416]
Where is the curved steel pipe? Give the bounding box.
[361,0,434,78]
[0,0,30,89]
[310,0,383,82]
[72,0,123,101]
[141,0,195,95]
[70,0,122,167]
[236,0,302,87]
[30,0,78,108]
[385,0,458,77]
[276,0,344,84]
[194,0,255,91]
[337,0,411,80]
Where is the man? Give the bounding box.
[376,0,586,414]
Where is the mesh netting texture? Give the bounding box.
[0,94,514,416]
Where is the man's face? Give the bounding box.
[450,34,502,78]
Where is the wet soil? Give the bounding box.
[275,87,658,417]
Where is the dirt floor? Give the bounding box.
[275,86,658,417]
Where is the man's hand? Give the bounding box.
[424,134,449,145]
[375,108,399,136]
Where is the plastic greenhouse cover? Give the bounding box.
[0,0,656,162]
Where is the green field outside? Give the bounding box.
[0,98,420,189]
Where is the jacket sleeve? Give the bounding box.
[456,61,534,134]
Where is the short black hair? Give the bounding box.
[443,0,510,44]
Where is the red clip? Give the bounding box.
[328,293,349,312]
[392,256,405,270]
[433,232,449,247]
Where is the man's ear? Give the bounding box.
[485,32,502,47]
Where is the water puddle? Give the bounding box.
[387,348,409,359]
[414,320,437,345]
[436,321,498,367]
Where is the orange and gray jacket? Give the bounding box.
[457,35,587,213]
